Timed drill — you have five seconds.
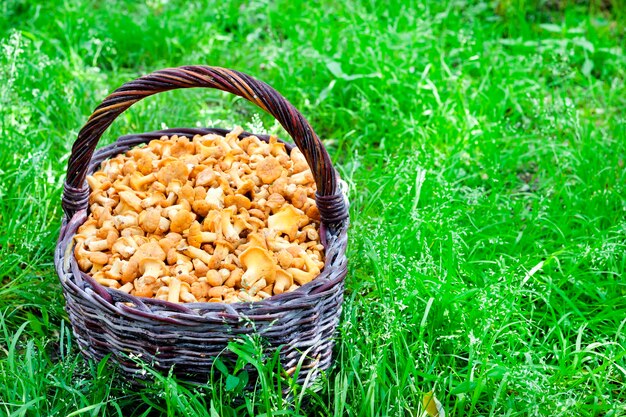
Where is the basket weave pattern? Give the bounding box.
[54,67,349,384]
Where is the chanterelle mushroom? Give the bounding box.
[74,240,109,270]
[268,205,307,241]
[183,245,213,266]
[119,191,143,212]
[290,148,309,174]
[170,209,196,233]
[139,207,168,234]
[139,258,166,280]
[156,160,189,184]
[187,222,216,248]
[129,171,156,191]
[239,247,276,289]
[288,267,316,286]
[273,270,293,294]
[133,276,156,297]
[256,156,283,184]
[132,241,166,263]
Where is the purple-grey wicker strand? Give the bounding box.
[316,192,349,224]
[62,183,90,215]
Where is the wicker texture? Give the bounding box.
[54,66,349,385]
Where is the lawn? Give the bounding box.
[1,0,626,415]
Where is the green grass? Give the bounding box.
[1,0,626,415]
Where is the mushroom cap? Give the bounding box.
[256,156,283,184]
[233,216,253,235]
[119,191,143,212]
[224,268,243,288]
[165,179,184,197]
[290,169,314,185]
[86,174,104,191]
[154,136,174,151]
[301,251,322,275]
[277,250,294,269]
[206,269,224,287]
[133,275,156,297]
[136,154,154,175]
[190,280,210,299]
[171,137,195,157]
[290,148,309,173]
[170,209,196,233]
[121,258,139,284]
[158,232,182,253]
[105,258,125,280]
[187,221,204,248]
[138,257,166,277]
[243,232,267,250]
[236,179,255,196]
[266,234,296,252]
[192,199,211,217]
[156,160,189,184]
[204,186,225,211]
[201,210,221,233]
[86,249,109,266]
[102,227,119,247]
[195,167,217,187]
[266,193,285,212]
[179,184,195,203]
[239,246,276,288]
[134,241,166,262]
[291,188,308,209]
[140,191,166,208]
[208,239,235,269]
[268,136,286,157]
[268,205,307,241]
[90,189,116,208]
[224,194,251,210]
[139,207,162,234]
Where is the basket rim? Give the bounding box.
[56,127,349,321]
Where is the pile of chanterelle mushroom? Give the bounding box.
[73,127,325,303]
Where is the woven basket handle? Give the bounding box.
[62,66,348,228]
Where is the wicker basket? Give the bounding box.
[54,66,349,386]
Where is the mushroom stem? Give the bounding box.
[273,270,293,294]
[247,278,267,296]
[75,241,109,269]
[93,274,120,289]
[168,277,182,303]
[183,245,213,266]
